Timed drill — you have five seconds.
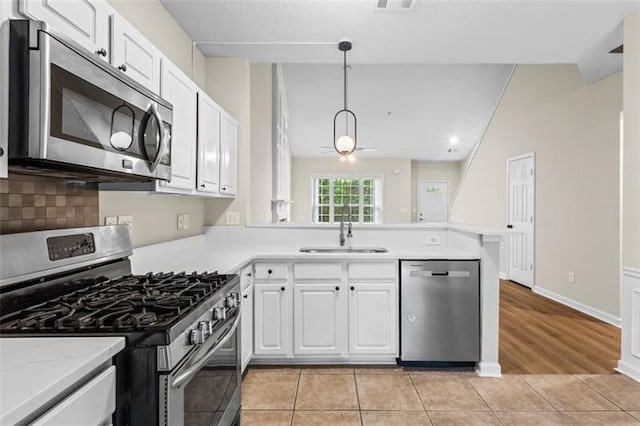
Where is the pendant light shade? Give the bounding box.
[333,40,357,156]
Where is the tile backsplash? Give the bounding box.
[0,173,99,234]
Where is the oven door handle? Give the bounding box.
[148,102,166,173]
[171,314,241,390]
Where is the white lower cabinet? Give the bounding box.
[348,283,397,354]
[241,282,254,372]
[254,284,291,355]
[294,284,347,355]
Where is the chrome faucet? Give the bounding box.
[339,203,353,247]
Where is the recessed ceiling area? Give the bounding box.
[283,64,514,160]
[160,0,638,64]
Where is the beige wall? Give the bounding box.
[411,161,461,222]
[100,0,207,247]
[250,63,273,223]
[451,64,622,317]
[291,157,412,223]
[623,12,640,268]
[204,58,251,226]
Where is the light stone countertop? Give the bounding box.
[0,337,125,425]
[131,241,480,275]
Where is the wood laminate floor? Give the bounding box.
[499,280,621,375]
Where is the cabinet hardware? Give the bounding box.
[350,286,355,291]
[96,48,107,57]
[335,286,340,291]
[243,294,248,299]
[280,286,285,292]
[118,64,127,72]
[247,273,252,277]
[268,269,273,274]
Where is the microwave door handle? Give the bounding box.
[147,103,166,172]
[170,313,241,390]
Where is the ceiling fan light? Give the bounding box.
[335,134,356,155]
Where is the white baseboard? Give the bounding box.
[616,360,640,383]
[499,272,508,280]
[532,286,621,327]
[476,362,502,377]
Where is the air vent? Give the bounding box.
[375,0,415,11]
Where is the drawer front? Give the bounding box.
[254,263,288,280]
[31,366,116,426]
[294,263,342,280]
[348,262,397,280]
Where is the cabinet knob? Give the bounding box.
[280,286,285,292]
[0,147,4,157]
[350,286,355,291]
[118,64,127,72]
[247,273,252,277]
[507,224,513,229]
[243,294,248,299]
[200,184,205,188]
[222,187,227,191]
[96,48,107,57]
[335,286,340,291]
[268,269,273,274]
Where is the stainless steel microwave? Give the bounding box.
[7,20,172,182]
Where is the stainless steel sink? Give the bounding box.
[299,247,388,253]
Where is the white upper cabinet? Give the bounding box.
[159,60,197,193]
[19,0,110,62]
[110,14,161,94]
[196,93,222,194]
[219,111,238,196]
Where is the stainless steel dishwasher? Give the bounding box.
[400,260,480,364]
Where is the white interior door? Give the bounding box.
[417,181,449,222]
[507,154,535,287]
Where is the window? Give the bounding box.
[312,176,382,224]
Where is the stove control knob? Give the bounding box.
[199,321,211,339]
[213,307,226,321]
[225,295,237,309]
[190,329,204,345]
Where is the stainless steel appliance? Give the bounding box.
[0,226,240,426]
[7,20,172,182]
[399,260,480,364]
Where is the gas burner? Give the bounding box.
[0,271,234,333]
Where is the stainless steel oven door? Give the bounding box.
[11,20,172,181]
[160,311,241,426]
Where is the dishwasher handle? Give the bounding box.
[409,270,471,278]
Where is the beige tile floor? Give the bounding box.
[240,366,640,425]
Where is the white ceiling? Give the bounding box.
[161,0,637,64]
[283,64,514,160]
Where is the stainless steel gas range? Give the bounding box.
[0,225,241,426]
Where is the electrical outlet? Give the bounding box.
[225,211,240,225]
[117,215,133,232]
[105,216,117,226]
[183,213,189,230]
[569,272,575,284]
[426,233,441,245]
[177,213,184,230]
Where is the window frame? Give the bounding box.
[310,174,384,224]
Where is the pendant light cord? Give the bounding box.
[344,48,348,133]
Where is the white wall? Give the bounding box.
[250,63,273,223]
[291,157,412,223]
[411,161,461,221]
[204,57,251,226]
[451,64,622,317]
[99,0,207,247]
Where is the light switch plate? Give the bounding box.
[177,213,184,230]
[183,213,189,230]
[105,216,117,226]
[117,215,133,232]
[226,211,240,225]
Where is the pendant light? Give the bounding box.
[333,40,357,156]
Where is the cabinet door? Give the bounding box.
[241,284,254,373]
[196,93,222,194]
[349,283,397,355]
[219,111,238,196]
[254,284,290,355]
[110,14,161,94]
[294,284,347,355]
[159,60,197,192]
[20,0,110,62]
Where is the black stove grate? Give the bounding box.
[0,271,232,333]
